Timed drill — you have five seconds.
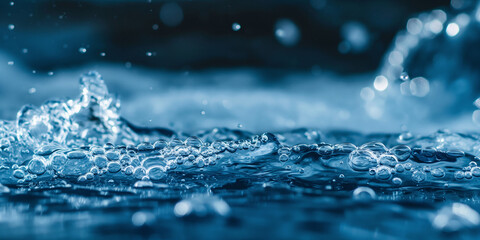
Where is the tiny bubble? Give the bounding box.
[100,52,106,57]
[232,22,241,31]
[400,72,409,81]
[28,88,36,94]
[7,61,14,66]
[79,47,87,54]
[8,24,15,30]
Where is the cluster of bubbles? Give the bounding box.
[0,72,479,189]
[277,137,480,186]
[363,2,480,122]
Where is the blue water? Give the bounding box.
[2,3,480,240]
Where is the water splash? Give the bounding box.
[0,72,479,194]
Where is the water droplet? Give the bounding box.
[446,22,460,37]
[78,47,87,54]
[392,177,403,185]
[132,211,155,227]
[400,72,410,81]
[472,167,480,177]
[410,77,430,97]
[160,2,183,27]
[274,19,300,46]
[13,169,25,179]
[406,18,423,35]
[232,22,241,31]
[340,21,370,53]
[373,75,388,91]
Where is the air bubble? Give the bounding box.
[392,177,403,185]
[353,187,376,201]
[432,168,446,178]
[375,166,393,180]
[389,145,411,161]
[107,162,122,173]
[348,149,377,171]
[412,170,426,182]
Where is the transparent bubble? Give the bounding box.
[348,149,377,171]
[340,21,370,53]
[431,168,446,178]
[409,77,430,97]
[375,166,393,181]
[373,76,388,91]
[13,169,25,179]
[392,177,403,185]
[279,154,289,162]
[406,18,423,35]
[274,19,300,46]
[147,166,166,181]
[232,22,241,31]
[472,167,480,177]
[27,156,46,175]
[446,22,460,37]
[352,186,376,201]
[454,171,465,180]
[412,170,426,182]
[378,155,398,167]
[389,145,411,161]
[400,72,410,81]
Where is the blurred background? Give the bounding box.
[1,0,479,134]
[1,0,452,72]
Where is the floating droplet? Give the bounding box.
[232,22,241,31]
